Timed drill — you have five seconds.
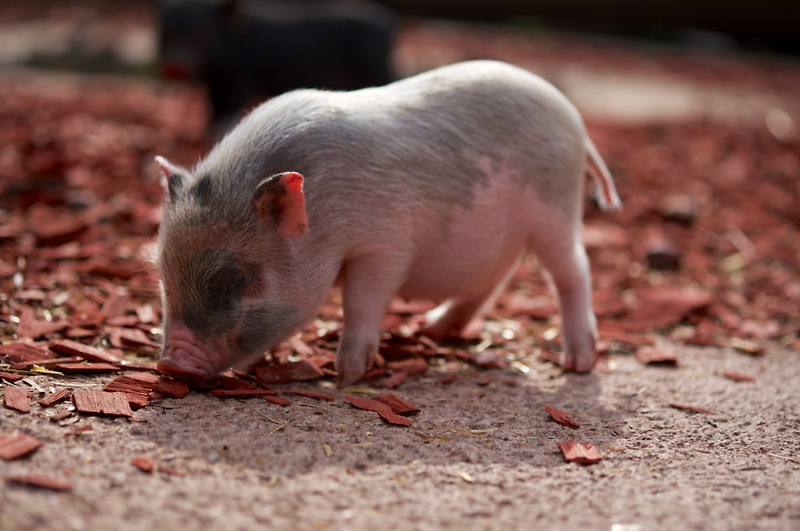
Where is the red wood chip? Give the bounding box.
[157,465,186,477]
[131,455,156,473]
[54,362,121,373]
[380,371,408,389]
[281,389,336,401]
[597,325,656,347]
[287,336,317,357]
[107,327,160,349]
[0,342,56,363]
[72,390,133,417]
[344,395,414,426]
[264,395,292,407]
[0,371,24,382]
[628,288,714,327]
[15,307,69,339]
[104,373,160,394]
[557,441,602,465]
[153,377,190,399]
[374,394,421,415]
[6,474,73,491]
[0,431,43,460]
[49,339,123,364]
[668,401,715,415]
[136,304,158,325]
[474,351,507,369]
[377,409,413,426]
[48,410,73,423]
[545,404,581,429]
[635,346,679,366]
[538,349,562,365]
[722,371,756,382]
[475,373,494,386]
[209,375,258,390]
[4,386,31,413]
[39,388,72,407]
[254,360,325,384]
[104,373,160,408]
[11,356,85,370]
[386,358,429,376]
[211,389,278,397]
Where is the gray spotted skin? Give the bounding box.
[155,60,621,386]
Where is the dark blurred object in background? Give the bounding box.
[158,0,396,134]
[376,0,800,55]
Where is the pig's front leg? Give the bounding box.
[336,253,408,387]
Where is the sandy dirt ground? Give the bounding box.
[3,342,799,531]
[1,6,800,531]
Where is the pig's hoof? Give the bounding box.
[560,350,596,373]
[157,357,207,384]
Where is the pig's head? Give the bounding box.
[153,155,310,384]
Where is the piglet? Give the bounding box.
[154,60,621,387]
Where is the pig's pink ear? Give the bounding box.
[253,172,307,238]
[155,156,189,204]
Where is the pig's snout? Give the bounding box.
[157,326,220,384]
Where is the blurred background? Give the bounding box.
[0,0,798,130]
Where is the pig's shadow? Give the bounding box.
[133,364,622,477]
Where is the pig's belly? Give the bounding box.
[397,181,544,302]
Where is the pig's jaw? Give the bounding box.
[157,324,230,384]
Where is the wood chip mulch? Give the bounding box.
[0,431,43,460]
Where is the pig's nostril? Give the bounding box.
[157,357,206,384]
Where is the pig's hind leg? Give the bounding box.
[529,225,598,372]
[337,253,409,387]
[420,256,521,341]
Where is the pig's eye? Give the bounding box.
[231,272,247,290]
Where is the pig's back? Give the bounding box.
[201,61,588,293]
[220,60,585,205]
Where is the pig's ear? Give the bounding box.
[155,156,189,204]
[253,172,307,238]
